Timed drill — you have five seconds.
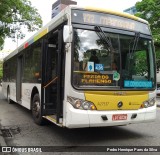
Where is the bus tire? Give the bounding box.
[7,87,12,104]
[32,94,45,125]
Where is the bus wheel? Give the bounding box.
[7,87,12,104]
[32,94,44,125]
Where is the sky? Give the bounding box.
[3,0,140,51]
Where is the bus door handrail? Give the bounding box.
[43,77,58,89]
[43,77,58,108]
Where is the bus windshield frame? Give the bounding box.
[71,10,156,91]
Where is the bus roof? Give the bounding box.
[4,5,148,61]
[81,6,148,24]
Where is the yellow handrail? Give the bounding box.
[43,77,58,88]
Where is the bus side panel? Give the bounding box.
[21,83,41,110]
[2,82,41,110]
[2,82,8,98]
[9,83,16,102]
[2,82,16,102]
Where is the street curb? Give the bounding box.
[0,130,7,146]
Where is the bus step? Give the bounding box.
[43,109,56,115]
[43,115,63,127]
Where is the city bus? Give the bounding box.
[2,5,156,128]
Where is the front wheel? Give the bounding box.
[32,94,45,125]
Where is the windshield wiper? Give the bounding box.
[127,32,140,78]
[94,26,114,52]
[130,32,140,59]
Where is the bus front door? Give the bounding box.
[44,42,58,112]
[42,29,64,124]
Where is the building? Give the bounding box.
[51,0,77,18]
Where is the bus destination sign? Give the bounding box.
[80,74,113,85]
[71,9,150,35]
[83,13,135,31]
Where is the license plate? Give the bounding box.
[112,114,127,121]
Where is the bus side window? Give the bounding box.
[32,42,42,82]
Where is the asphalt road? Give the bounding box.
[0,86,160,155]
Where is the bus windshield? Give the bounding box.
[72,28,156,90]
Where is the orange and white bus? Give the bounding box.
[2,6,156,128]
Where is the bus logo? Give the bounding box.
[117,101,123,108]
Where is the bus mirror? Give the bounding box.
[63,25,73,43]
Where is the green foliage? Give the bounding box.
[155,47,160,70]
[74,30,80,61]
[0,0,42,48]
[135,0,160,46]
[134,51,148,76]
[135,0,160,70]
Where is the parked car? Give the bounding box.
[157,87,160,97]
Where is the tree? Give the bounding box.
[135,0,160,46]
[135,0,160,70]
[0,0,42,49]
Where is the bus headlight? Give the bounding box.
[67,96,97,110]
[142,97,156,108]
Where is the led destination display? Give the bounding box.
[72,9,150,35]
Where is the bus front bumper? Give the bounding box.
[65,103,156,128]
